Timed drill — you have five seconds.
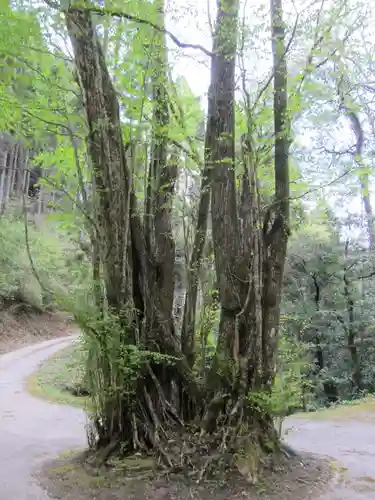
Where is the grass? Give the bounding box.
[293,397,375,421]
[27,341,90,409]
[28,339,375,425]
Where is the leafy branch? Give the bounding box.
[26,169,99,235]
[43,1,213,57]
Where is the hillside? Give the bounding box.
[0,303,77,354]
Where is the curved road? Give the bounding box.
[285,416,375,499]
[0,337,87,499]
[1,339,375,499]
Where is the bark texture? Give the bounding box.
[66,8,131,310]
[66,4,198,459]
[64,0,291,475]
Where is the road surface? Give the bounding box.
[0,337,87,499]
[285,414,375,499]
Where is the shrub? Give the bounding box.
[0,213,89,310]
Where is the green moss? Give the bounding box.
[49,463,75,475]
[27,342,91,410]
[294,398,375,421]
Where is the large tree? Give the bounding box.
[47,0,290,476]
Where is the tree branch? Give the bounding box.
[44,1,213,57]
[22,190,53,300]
[26,169,99,234]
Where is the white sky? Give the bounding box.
[165,0,212,101]
[163,0,375,242]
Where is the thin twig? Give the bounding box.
[26,169,99,234]
[22,190,53,298]
[44,1,213,57]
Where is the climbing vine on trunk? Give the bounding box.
[62,0,291,477]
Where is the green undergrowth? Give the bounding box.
[27,340,90,409]
[28,335,375,425]
[0,213,90,311]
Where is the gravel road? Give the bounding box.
[285,416,375,499]
[0,337,87,499]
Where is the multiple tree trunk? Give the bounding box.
[64,0,291,473]
[0,135,49,215]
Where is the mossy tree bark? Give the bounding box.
[64,0,291,474]
[203,0,291,450]
[66,3,198,459]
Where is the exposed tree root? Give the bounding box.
[280,442,300,459]
[87,374,284,484]
[88,422,285,484]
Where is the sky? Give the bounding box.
[165,0,212,101]
[165,0,272,99]
[162,0,375,241]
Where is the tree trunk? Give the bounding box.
[338,81,375,249]
[206,0,242,394]
[344,240,362,393]
[151,1,177,332]
[66,7,131,311]
[312,274,324,373]
[181,153,210,367]
[202,0,291,453]
[336,82,368,392]
[66,2,200,463]
[262,0,290,387]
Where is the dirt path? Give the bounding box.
[0,337,87,499]
[284,416,375,499]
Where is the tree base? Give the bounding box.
[87,407,283,484]
[85,352,282,483]
[41,445,331,500]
